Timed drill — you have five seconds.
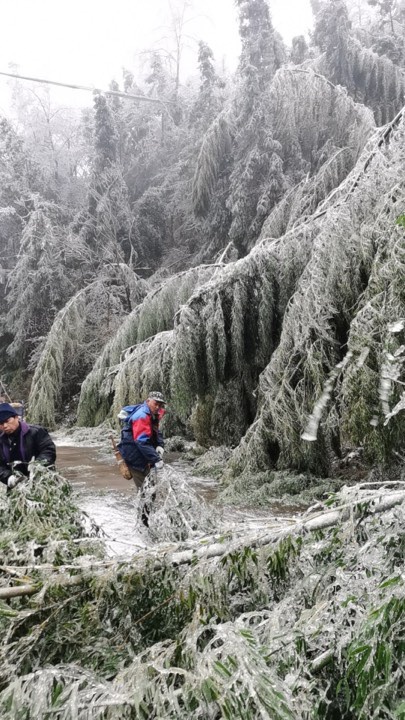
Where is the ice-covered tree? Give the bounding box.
[313,0,405,123]
[28,268,148,427]
[290,35,311,64]
[92,93,117,174]
[5,199,74,366]
[0,120,35,292]
[131,187,167,267]
[145,53,172,99]
[77,264,217,425]
[236,0,286,106]
[367,0,405,65]
[192,63,373,257]
[190,41,225,130]
[229,108,405,480]
[74,92,137,266]
[8,79,87,206]
[227,114,286,251]
[313,0,356,91]
[191,0,287,256]
[226,0,286,253]
[82,103,405,485]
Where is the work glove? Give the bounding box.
[155,460,164,470]
[156,446,164,459]
[7,475,19,489]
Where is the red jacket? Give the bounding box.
[118,402,164,472]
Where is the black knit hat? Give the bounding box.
[0,403,18,423]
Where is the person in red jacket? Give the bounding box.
[118,391,166,526]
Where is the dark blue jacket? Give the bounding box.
[118,402,164,473]
[0,421,56,485]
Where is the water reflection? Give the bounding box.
[56,445,146,556]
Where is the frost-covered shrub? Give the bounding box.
[28,270,147,428]
[1,484,404,719]
[192,445,232,478]
[0,464,103,566]
[171,246,289,440]
[77,266,216,426]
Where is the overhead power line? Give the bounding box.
[0,69,171,104]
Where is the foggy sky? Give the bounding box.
[0,0,313,110]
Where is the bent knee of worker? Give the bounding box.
[131,469,146,490]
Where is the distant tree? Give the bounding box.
[191,112,233,225]
[227,112,286,251]
[0,118,41,271]
[107,80,124,160]
[367,0,405,65]
[368,0,403,31]
[313,0,404,123]
[132,187,167,267]
[89,166,134,265]
[114,55,202,259]
[9,79,86,206]
[93,93,117,174]
[163,0,194,101]
[145,53,171,98]
[0,117,47,380]
[313,0,355,91]
[5,200,74,365]
[197,41,217,93]
[192,0,287,257]
[142,0,196,104]
[80,93,128,259]
[190,41,225,129]
[290,35,310,64]
[0,117,42,205]
[236,0,286,114]
[226,0,286,254]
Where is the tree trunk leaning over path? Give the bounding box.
[1,488,403,600]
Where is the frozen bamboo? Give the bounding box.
[1,490,404,601]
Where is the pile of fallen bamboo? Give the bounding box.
[0,472,404,719]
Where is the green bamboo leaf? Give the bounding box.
[0,601,19,618]
[201,678,219,702]
[213,660,233,678]
[394,700,405,719]
[379,576,402,589]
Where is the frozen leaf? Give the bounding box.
[388,320,404,333]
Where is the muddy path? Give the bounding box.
[55,442,301,556]
[56,444,133,493]
[55,443,223,555]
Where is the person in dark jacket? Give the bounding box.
[0,403,56,490]
[118,391,166,525]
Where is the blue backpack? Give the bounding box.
[117,403,143,454]
[118,404,142,424]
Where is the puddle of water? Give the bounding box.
[56,444,146,556]
[56,445,132,492]
[55,444,302,555]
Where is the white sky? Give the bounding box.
[0,0,313,112]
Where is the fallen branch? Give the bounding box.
[1,490,403,600]
[169,489,405,566]
[0,584,39,600]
